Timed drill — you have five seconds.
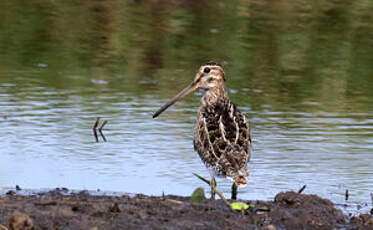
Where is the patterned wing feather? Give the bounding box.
[193,98,252,178]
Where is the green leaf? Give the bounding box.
[191,187,205,204]
[231,202,249,211]
[258,206,270,211]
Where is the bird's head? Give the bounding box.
[193,62,226,90]
[153,62,225,118]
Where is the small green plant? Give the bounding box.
[191,187,206,205]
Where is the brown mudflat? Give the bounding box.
[0,189,372,230]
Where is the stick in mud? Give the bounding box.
[93,117,100,142]
[92,117,108,142]
[99,120,108,142]
[99,120,108,131]
[298,185,306,194]
[370,192,373,215]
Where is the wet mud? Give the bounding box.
[0,189,372,230]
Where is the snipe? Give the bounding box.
[153,62,252,199]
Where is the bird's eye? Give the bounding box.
[203,67,210,73]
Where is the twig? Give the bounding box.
[93,117,108,142]
[298,185,306,194]
[93,117,100,129]
[93,128,99,142]
[192,173,231,209]
[93,117,100,142]
[99,120,108,131]
[99,130,107,142]
[370,192,373,215]
[99,129,107,142]
[166,199,184,205]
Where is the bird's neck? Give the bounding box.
[200,86,229,108]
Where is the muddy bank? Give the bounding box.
[0,188,372,230]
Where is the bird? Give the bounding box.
[153,62,252,200]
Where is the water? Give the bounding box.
[0,0,372,211]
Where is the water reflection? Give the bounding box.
[0,0,372,211]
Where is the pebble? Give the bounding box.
[9,211,33,230]
[109,203,121,213]
[262,224,277,230]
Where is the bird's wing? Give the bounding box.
[193,100,252,174]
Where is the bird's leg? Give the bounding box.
[210,176,216,200]
[231,182,237,200]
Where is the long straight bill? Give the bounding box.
[153,82,197,118]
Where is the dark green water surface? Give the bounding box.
[0,0,372,211]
